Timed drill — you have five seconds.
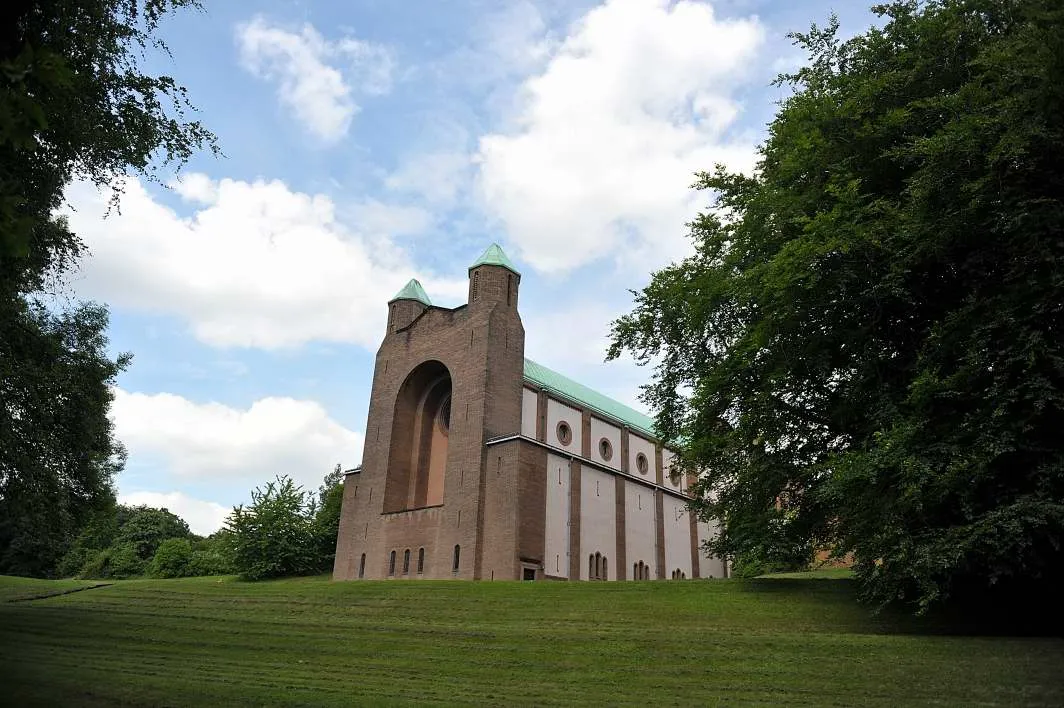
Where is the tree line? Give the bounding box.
[54,468,346,581]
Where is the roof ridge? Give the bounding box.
[522,357,657,438]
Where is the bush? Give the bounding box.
[80,542,145,579]
[225,476,319,580]
[148,538,193,578]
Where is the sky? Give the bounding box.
[59,0,882,535]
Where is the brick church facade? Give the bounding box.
[333,245,727,582]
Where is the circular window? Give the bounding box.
[636,452,649,475]
[437,394,451,433]
[599,438,613,461]
[556,421,572,447]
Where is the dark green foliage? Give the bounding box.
[313,464,345,568]
[187,531,234,576]
[0,0,215,578]
[0,302,127,577]
[609,0,1064,612]
[116,506,190,561]
[148,538,193,578]
[0,0,217,260]
[60,504,202,579]
[80,542,145,579]
[225,476,319,580]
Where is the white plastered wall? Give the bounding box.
[662,494,693,579]
[589,417,621,471]
[546,398,580,451]
[521,387,538,438]
[545,453,571,578]
[663,449,686,492]
[697,519,727,578]
[580,466,616,580]
[624,480,657,579]
[628,434,656,480]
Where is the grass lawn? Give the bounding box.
[0,575,107,603]
[1,572,1061,706]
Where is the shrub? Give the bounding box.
[80,542,145,579]
[149,538,194,578]
[186,549,230,576]
[225,476,318,580]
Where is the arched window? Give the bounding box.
[403,549,411,574]
[681,572,686,580]
[602,556,608,580]
[594,552,602,581]
[507,274,513,306]
[453,545,461,574]
[633,562,638,579]
[388,551,396,576]
[645,565,650,580]
[589,554,595,580]
[358,553,366,579]
[417,548,425,574]
[472,271,480,302]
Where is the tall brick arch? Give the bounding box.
[383,360,452,512]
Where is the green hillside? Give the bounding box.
[1,573,1060,706]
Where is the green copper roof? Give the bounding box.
[389,279,432,306]
[469,243,520,275]
[523,358,657,439]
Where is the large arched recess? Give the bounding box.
[383,360,452,512]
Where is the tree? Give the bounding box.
[0,303,127,576]
[609,0,1064,612]
[313,464,347,570]
[225,476,319,581]
[0,0,216,576]
[115,505,190,560]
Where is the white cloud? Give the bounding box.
[524,300,651,413]
[348,199,433,237]
[476,0,764,273]
[236,16,393,142]
[111,389,363,494]
[385,150,473,207]
[64,175,467,349]
[118,490,231,537]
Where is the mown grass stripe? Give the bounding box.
[1,574,1061,706]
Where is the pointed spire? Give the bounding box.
[389,278,432,306]
[469,243,520,276]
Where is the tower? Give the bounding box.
[333,244,526,580]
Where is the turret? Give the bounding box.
[388,278,431,333]
[467,243,520,309]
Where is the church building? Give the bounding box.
[333,244,727,581]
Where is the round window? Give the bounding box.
[437,394,451,433]
[556,421,572,447]
[636,452,649,475]
[599,438,613,461]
